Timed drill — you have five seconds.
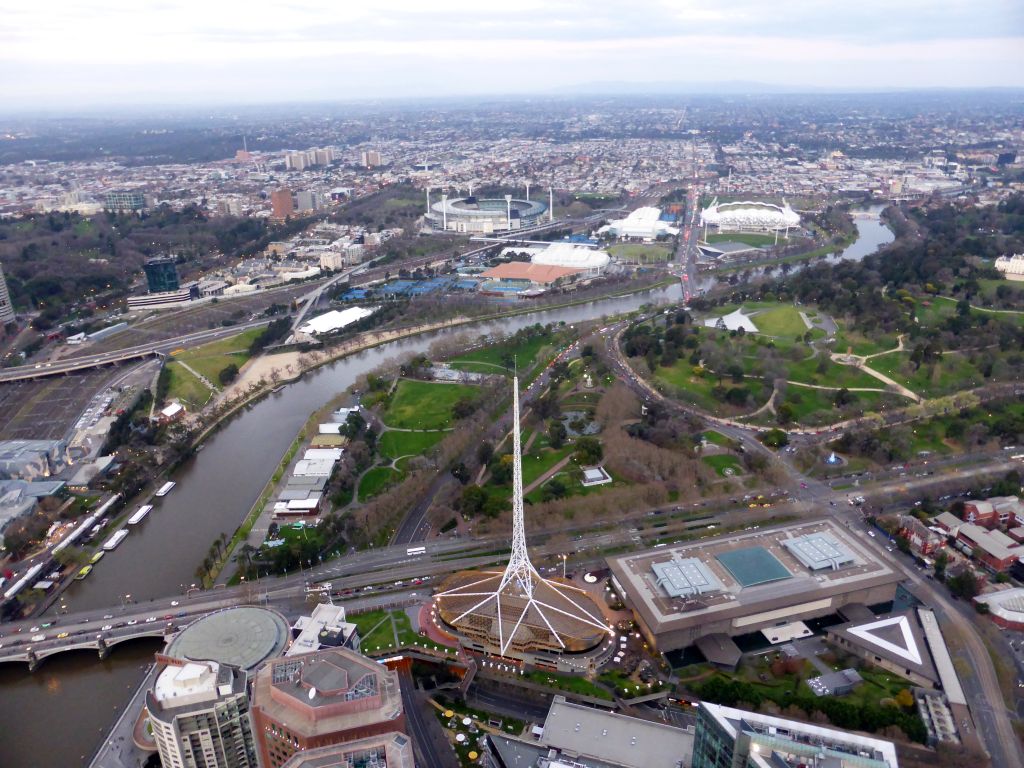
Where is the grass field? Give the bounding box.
[705,232,779,247]
[164,361,215,410]
[703,430,732,446]
[448,333,553,375]
[865,351,983,399]
[172,326,264,385]
[654,363,772,415]
[608,243,672,263]
[751,305,807,337]
[702,454,743,476]
[784,354,890,390]
[378,429,446,459]
[831,330,898,357]
[358,466,401,502]
[382,379,478,430]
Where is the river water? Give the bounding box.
[0,208,893,768]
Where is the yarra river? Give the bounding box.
[0,209,892,767]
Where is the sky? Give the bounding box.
[1,0,1022,109]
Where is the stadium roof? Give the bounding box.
[498,242,610,271]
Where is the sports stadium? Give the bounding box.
[426,195,548,234]
[700,197,800,233]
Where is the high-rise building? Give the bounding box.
[295,190,320,212]
[0,262,15,324]
[271,188,294,220]
[692,702,899,768]
[147,657,259,768]
[250,647,406,768]
[103,190,145,211]
[143,257,181,293]
[313,148,335,166]
[359,150,382,168]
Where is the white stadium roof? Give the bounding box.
[700,198,800,231]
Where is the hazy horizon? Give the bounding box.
[1,0,1022,111]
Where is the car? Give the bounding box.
[126,619,138,626]
[868,530,876,537]
[101,624,113,631]
[170,600,179,607]
[103,614,113,620]
[30,626,40,632]
[31,634,46,642]
[145,616,157,623]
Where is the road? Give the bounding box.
[0,319,273,383]
[398,666,457,768]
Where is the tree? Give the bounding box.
[760,428,789,449]
[451,462,470,484]
[452,397,477,419]
[947,570,982,600]
[541,477,568,502]
[459,485,488,517]
[548,420,567,449]
[218,363,239,385]
[776,403,796,425]
[575,436,603,465]
[476,440,494,467]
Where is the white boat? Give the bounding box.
[155,481,176,497]
[102,528,129,551]
[127,505,152,525]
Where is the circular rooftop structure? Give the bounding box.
[427,196,547,233]
[165,606,290,670]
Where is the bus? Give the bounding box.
[406,546,426,557]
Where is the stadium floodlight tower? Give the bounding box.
[505,194,513,230]
[435,377,610,657]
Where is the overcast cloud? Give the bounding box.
[1,0,1021,108]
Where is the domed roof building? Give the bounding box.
[700,198,800,233]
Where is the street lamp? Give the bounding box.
[561,553,568,579]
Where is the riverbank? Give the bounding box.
[189,276,675,449]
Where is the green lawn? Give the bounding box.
[752,305,807,337]
[382,379,478,430]
[164,361,214,410]
[448,333,553,375]
[702,454,744,477]
[705,232,779,247]
[785,355,892,390]
[865,351,984,399]
[172,326,264,385]
[522,670,613,700]
[702,430,732,446]
[654,363,772,415]
[831,330,899,357]
[358,467,401,502]
[608,243,672,263]
[378,429,445,459]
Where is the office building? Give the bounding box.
[287,603,360,657]
[360,150,382,167]
[0,262,14,324]
[272,188,295,220]
[147,657,259,768]
[250,647,406,768]
[144,257,181,293]
[104,190,145,211]
[693,702,899,768]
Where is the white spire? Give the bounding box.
[497,376,541,600]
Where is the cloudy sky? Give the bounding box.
[2,0,1022,108]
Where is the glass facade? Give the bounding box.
[144,258,181,293]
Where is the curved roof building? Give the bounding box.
[165,606,291,670]
[497,242,610,276]
[700,198,800,232]
[434,378,610,658]
[426,196,547,234]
